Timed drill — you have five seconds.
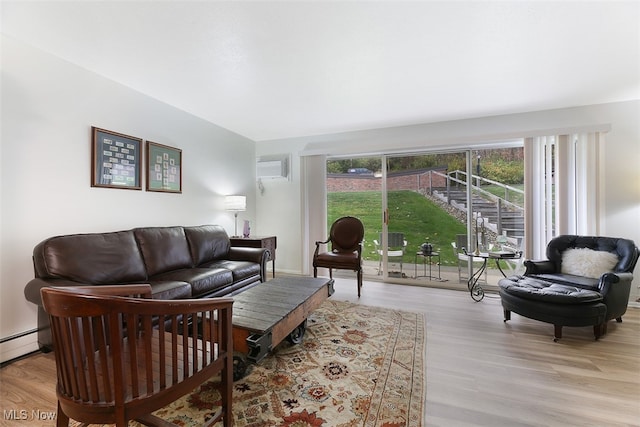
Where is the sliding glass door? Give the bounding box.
[383,152,470,285]
[326,156,383,279]
[326,152,472,286]
[325,145,524,288]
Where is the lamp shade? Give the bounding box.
[224,195,246,211]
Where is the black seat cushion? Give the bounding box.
[499,276,603,304]
[527,273,599,291]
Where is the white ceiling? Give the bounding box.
[2,1,639,141]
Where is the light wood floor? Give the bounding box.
[1,278,639,426]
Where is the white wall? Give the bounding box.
[0,36,257,362]
[256,100,640,296]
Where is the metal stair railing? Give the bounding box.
[428,170,524,239]
[447,170,524,211]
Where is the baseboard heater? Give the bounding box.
[0,328,39,368]
[0,328,38,345]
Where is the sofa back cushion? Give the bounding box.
[33,231,147,284]
[184,225,230,266]
[134,226,193,276]
[547,235,639,274]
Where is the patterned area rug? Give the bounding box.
[75,299,425,426]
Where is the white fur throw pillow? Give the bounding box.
[561,248,618,278]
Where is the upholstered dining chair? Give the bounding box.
[40,284,233,427]
[313,216,365,296]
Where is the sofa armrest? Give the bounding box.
[598,272,634,320]
[25,278,91,307]
[228,246,268,263]
[524,260,557,275]
[228,247,270,282]
[598,271,633,293]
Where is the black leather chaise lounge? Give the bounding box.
[498,235,639,341]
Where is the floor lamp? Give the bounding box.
[224,195,246,237]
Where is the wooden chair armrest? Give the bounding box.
[313,238,331,257]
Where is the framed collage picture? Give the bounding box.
[91,127,142,190]
[146,141,182,193]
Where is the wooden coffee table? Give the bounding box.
[231,276,334,379]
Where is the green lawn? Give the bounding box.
[328,190,466,265]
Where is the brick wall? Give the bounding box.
[327,167,448,193]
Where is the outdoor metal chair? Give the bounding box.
[452,234,487,283]
[373,232,408,276]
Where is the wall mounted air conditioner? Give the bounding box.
[256,154,290,180]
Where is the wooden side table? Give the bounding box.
[230,236,277,278]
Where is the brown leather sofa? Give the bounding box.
[24,224,269,350]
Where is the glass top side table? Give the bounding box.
[464,249,522,301]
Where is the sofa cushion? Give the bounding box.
[561,247,618,279]
[152,268,233,297]
[134,227,193,276]
[498,276,603,304]
[184,225,231,265]
[33,231,147,284]
[528,273,600,291]
[146,281,192,300]
[202,260,261,282]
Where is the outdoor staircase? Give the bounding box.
[434,186,524,242]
